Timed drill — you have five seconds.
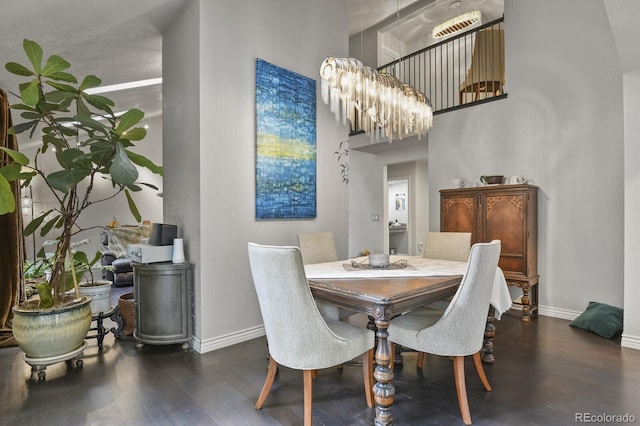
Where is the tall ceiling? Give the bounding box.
[1,0,638,146]
[0,0,187,146]
[351,0,504,47]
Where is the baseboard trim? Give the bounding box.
[621,334,640,350]
[507,304,581,320]
[537,305,582,321]
[188,307,640,353]
[190,325,265,354]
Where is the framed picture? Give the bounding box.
[255,58,317,220]
[395,193,406,211]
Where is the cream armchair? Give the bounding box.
[247,243,375,425]
[388,240,501,425]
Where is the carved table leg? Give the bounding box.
[482,306,496,363]
[370,315,404,367]
[367,315,377,334]
[373,318,394,426]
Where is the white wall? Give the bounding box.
[606,0,640,351]
[623,69,640,349]
[163,0,350,353]
[428,0,624,317]
[162,0,201,336]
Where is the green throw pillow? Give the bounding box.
[569,302,623,339]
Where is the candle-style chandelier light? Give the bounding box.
[319,57,433,142]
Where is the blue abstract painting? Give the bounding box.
[255,59,316,220]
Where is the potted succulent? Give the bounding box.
[0,39,162,359]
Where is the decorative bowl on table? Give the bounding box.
[369,253,390,268]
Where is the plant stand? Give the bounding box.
[85,306,124,350]
[23,342,87,381]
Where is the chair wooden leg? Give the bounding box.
[417,352,425,368]
[255,357,278,409]
[453,356,472,425]
[472,352,492,391]
[363,349,374,408]
[311,369,318,379]
[303,369,314,426]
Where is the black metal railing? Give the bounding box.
[378,17,505,115]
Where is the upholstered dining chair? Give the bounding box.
[417,231,473,318]
[388,240,501,425]
[424,231,472,262]
[298,232,354,321]
[297,231,339,264]
[247,243,375,425]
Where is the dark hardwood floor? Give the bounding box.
[2,295,639,425]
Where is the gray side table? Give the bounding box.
[132,261,192,351]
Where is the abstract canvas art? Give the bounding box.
[255,59,316,219]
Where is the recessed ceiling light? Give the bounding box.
[85,78,162,95]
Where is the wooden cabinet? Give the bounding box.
[441,184,539,321]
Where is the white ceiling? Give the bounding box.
[0,0,503,146]
[351,0,504,46]
[0,0,187,145]
[1,0,638,145]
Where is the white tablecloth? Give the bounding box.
[304,255,512,320]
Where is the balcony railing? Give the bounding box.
[378,17,505,115]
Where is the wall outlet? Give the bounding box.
[371,215,379,221]
[417,242,424,253]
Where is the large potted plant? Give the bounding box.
[0,39,162,359]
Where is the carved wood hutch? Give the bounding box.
[440,184,539,321]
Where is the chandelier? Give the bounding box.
[319,57,433,141]
[432,9,481,39]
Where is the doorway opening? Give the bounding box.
[387,178,410,255]
[385,159,429,256]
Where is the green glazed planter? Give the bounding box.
[12,296,92,358]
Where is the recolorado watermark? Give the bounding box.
[575,412,636,423]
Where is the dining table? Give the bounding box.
[304,255,511,426]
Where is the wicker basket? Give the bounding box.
[118,292,136,336]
